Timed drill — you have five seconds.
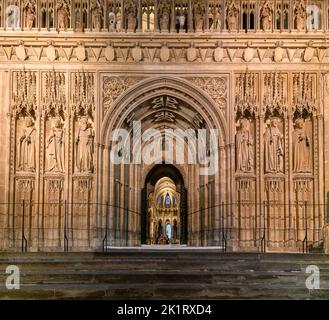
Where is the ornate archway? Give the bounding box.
[99,76,230,247]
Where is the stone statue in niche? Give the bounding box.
[194,5,204,32]
[160,9,170,32]
[126,4,137,32]
[235,118,254,172]
[92,1,103,31]
[57,0,70,29]
[294,0,306,31]
[293,118,311,173]
[46,117,65,173]
[260,0,273,31]
[75,117,95,173]
[23,0,36,30]
[17,117,36,172]
[195,13,204,32]
[264,117,284,173]
[226,1,239,31]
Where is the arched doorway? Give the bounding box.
[100,77,228,247]
[141,164,187,245]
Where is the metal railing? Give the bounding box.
[0,201,326,253]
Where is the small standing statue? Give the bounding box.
[264,117,284,173]
[235,118,254,173]
[91,0,103,31]
[160,8,170,32]
[75,117,95,173]
[17,117,37,172]
[294,0,307,31]
[194,4,204,32]
[260,0,273,31]
[57,0,70,30]
[23,0,36,30]
[226,0,239,31]
[46,117,65,173]
[126,1,137,32]
[292,118,311,173]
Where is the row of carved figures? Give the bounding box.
[17,114,312,175]
[3,0,313,32]
[17,116,95,174]
[236,117,312,174]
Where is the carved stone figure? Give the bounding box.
[126,2,137,32]
[293,118,311,173]
[226,1,239,31]
[294,0,306,31]
[76,117,94,173]
[260,0,273,31]
[91,0,103,31]
[17,117,36,172]
[46,117,65,173]
[23,0,36,30]
[195,13,204,32]
[236,119,254,172]
[264,118,284,173]
[57,0,70,29]
[160,9,170,32]
[194,3,204,32]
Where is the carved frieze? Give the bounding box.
[235,72,258,118]
[72,71,95,118]
[263,72,287,118]
[292,72,316,119]
[42,70,66,118]
[12,70,37,118]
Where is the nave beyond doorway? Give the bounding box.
[142,165,188,246]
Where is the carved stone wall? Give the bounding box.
[0,1,327,252]
[233,70,322,251]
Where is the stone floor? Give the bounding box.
[0,249,329,299]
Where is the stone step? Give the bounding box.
[0,283,328,300]
[0,251,328,299]
[1,270,326,283]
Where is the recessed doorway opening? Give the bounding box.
[141,164,187,245]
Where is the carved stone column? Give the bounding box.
[170,0,176,33]
[154,0,159,32]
